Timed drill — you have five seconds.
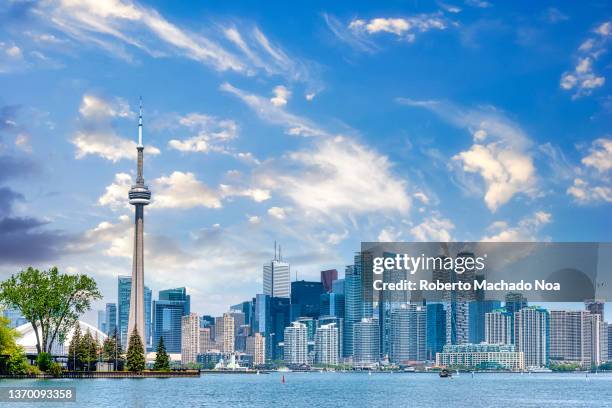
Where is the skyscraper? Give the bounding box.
[291,280,324,319]
[353,318,379,368]
[263,243,290,298]
[127,100,151,352]
[97,310,106,334]
[469,300,502,344]
[549,310,602,368]
[118,275,131,348]
[320,269,338,293]
[390,304,426,364]
[181,313,200,364]
[320,292,345,319]
[284,321,308,365]
[315,323,339,365]
[246,333,266,366]
[505,292,527,315]
[485,308,513,345]
[426,303,446,361]
[319,316,344,358]
[117,276,151,349]
[105,303,117,336]
[343,265,361,358]
[223,312,235,354]
[514,306,549,368]
[443,252,477,345]
[199,327,213,352]
[153,300,185,353]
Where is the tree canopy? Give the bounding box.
[0,267,101,354]
[153,336,170,371]
[126,329,145,372]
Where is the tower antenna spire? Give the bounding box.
[138,96,143,147]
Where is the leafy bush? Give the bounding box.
[36,352,53,372]
[26,365,42,375]
[48,362,63,377]
[6,350,29,375]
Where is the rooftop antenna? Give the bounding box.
[137,96,143,147]
[274,240,277,261]
[279,245,282,261]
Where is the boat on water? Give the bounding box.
[527,367,553,373]
[403,367,416,373]
[439,369,452,378]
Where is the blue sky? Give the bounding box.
[0,0,611,320]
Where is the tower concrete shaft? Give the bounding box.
[127,100,151,352]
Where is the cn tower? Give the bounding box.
[127,99,151,351]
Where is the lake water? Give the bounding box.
[1,372,612,407]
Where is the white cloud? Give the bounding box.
[482,211,552,242]
[166,113,238,153]
[258,136,411,218]
[397,98,537,211]
[413,191,430,205]
[410,215,454,241]
[378,226,402,242]
[220,82,328,137]
[0,41,25,73]
[349,16,447,39]
[465,0,491,8]
[270,85,291,107]
[267,206,287,219]
[152,171,222,209]
[71,94,160,162]
[566,137,612,204]
[98,172,132,209]
[560,20,611,98]
[219,184,271,202]
[326,230,348,245]
[32,0,315,85]
[248,215,261,224]
[79,94,132,119]
[581,138,612,173]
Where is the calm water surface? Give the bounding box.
[1,372,612,407]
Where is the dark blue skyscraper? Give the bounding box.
[469,300,502,344]
[118,276,131,348]
[291,280,324,319]
[253,294,290,361]
[320,293,345,318]
[426,303,446,361]
[105,302,117,336]
[152,287,190,353]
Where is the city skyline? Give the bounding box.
[0,1,611,320]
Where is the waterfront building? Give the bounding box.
[485,308,513,345]
[315,323,339,365]
[353,318,380,368]
[344,255,374,358]
[319,316,344,358]
[321,269,338,293]
[291,280,324,319]
[550,310,606,367]
[426,303,446,361]
[320,293,345,319]
[469,300,502,344]
[435,343,524,371]
[443,252,477,345]
[284,321,308,365]
[97,310,106,334]
[127,101,151,353]
[253,294,291,361]
[378,253,410,358]
[223,312,235,354]
[390,304,426,363]
[181,313,200,364]
[514,306,549,368]
[159,287,190,313]
[199,327,213,352]
[246,333,266,366]
[263,244,290,298]
[144,286,152,349]
[105,303,117,336]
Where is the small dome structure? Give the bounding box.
[15,320,107,355]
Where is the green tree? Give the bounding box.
[36,352,53,372]
[0,316,28,375]
[80,329,99,371]
[0,267,102,354]
[101,328,123,370]
[67,324,82,371]
[153,336,170,371]
[126,329,145,372]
